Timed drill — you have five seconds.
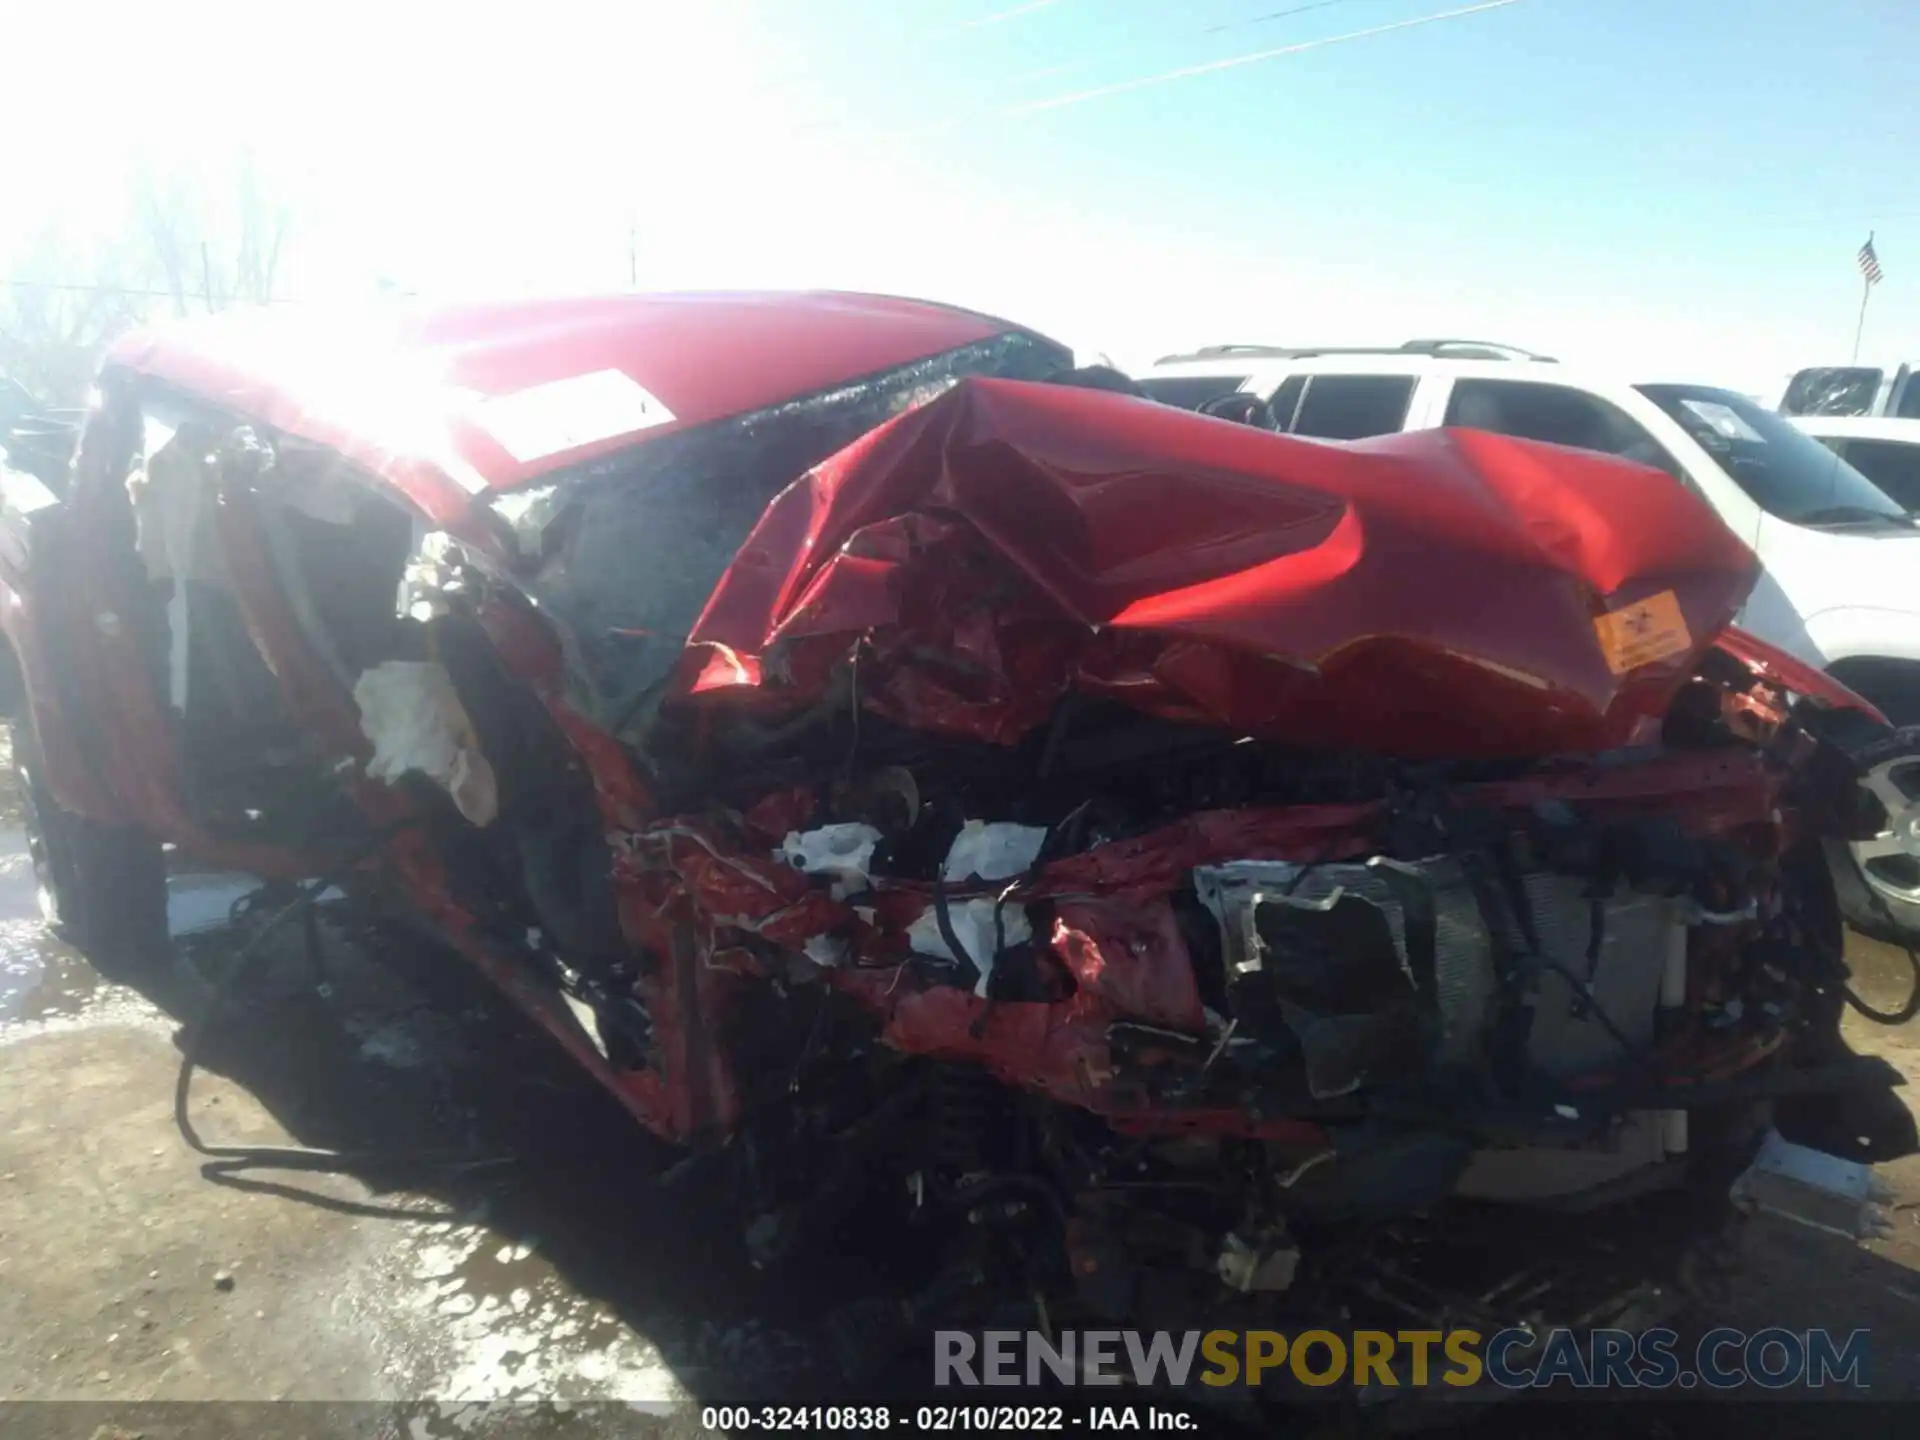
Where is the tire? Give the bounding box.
[11,715,169,976]
[1825,722,1920,947]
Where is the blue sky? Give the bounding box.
[9,0,1919,392]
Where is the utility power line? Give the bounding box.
[3,279,190,299]
[1003,0,1528,116]
[1006,1,1372,86]
[1204,0,1368,36]
[1,278,295,305]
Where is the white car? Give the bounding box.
[1791,415,1920,514]
[1138,340,1920,942]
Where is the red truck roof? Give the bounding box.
[106,290,1057,494]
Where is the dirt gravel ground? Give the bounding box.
[3,814,1919,1439]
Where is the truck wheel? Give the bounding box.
[1826,723,1920,948]
[11,716,169,976]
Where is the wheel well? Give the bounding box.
[1825,657,1920,727]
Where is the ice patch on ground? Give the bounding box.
[427,1290,685,1403]
[411,1230,489,1282]
[374,1226,688,1404]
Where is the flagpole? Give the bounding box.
[1853,230,1875,363]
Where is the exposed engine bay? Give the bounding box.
[49,301,1918,1406]
[594,688,1900,1360]
[368,384,1910,1381]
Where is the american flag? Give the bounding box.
[1859,234,1884,286]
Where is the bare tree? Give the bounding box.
[0,224,153,405]
[2,153,296,405]
[134,150,292,316]
[228,150,292,310]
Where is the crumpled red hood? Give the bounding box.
[681,378,1759,758]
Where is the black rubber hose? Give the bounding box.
[1842,946,1920,1026]
[173,833,511,1176]
[1529,954,1665,1087]
[1846,890,1920,1026]
[930,879,974,971]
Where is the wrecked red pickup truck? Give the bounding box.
[2,291,1915,1391]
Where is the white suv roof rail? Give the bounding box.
[1153,338,1557,365]
[1399,337,1558,362]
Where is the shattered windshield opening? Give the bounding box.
[488,331,1070,731]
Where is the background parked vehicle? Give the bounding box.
[1773,362,1920,420]
[0,380,85,493]
[1793,415,1920,512]
[1140,341,1920,945]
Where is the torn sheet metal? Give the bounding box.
[1051,898,1205,1033]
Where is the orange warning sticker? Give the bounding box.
[1594,590,1692,676]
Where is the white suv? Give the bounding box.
[1139,340,1920,943]
[1793,415,1920,513]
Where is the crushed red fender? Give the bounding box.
[684,377,1760,758]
